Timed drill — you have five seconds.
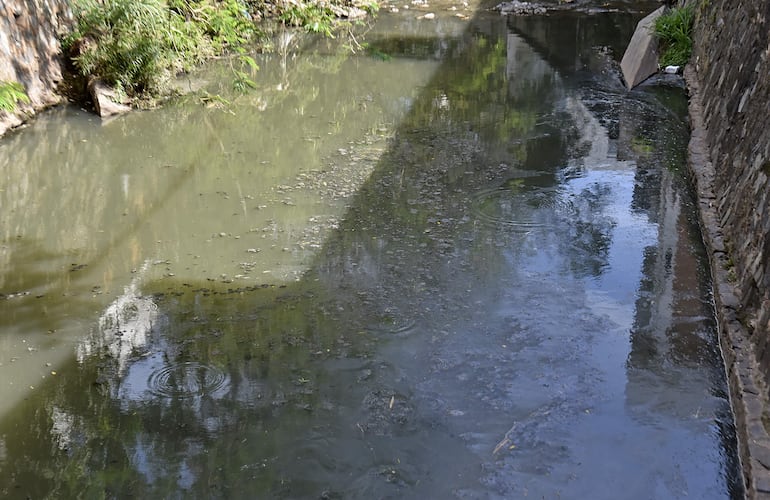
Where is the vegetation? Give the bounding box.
[0,81,31,114]
[272,0,377,36]
[63,0,257,98]
[278,3,336,37]
[63,0,377,101]
[654,5,695,67]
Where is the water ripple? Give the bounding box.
[147,361,229,398]
[471,185,574,230]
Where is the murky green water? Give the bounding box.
[0,2,744,498]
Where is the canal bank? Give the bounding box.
[683,0,770,497]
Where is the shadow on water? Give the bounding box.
[0,3,744,499]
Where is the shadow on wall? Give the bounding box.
[0,0,72,133]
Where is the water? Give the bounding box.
[0,2,744,498]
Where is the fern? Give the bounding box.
[0,81,31,113]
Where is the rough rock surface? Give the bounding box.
[0,0,72,136]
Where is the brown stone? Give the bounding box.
[87,78,131,119]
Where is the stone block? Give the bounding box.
[87,78,131,119]
[753,443,770,470]
[620,6,664,89]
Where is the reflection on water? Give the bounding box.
[0,23,441,413]
[76,261,159,375]
[0,3,743,499]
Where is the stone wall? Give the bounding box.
[692,2,770,332]
[0,0,72,136]
[686,0,770,497]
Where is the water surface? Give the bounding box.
[0,2,743,498]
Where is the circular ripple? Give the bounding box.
[148,361,229,398]
[471,186,574,230]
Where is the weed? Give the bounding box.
[66,0,257,97]
[68,0,195,95]
[654,6,695,67]
[360,42,391,61]
[278,4,335,37]
[64,0,379,101]
[0,81,30,113]
[631,136,654,155]
[169,0,256,51]
[232,53,259,92]
[359,0,379,15]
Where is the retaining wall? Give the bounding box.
[0,0,71,135]
[685,0,770,497]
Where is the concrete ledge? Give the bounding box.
[685,63,770,500]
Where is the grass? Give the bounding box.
[654,5,695,67]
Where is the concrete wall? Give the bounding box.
[0,0,72,135]
[686,0,770,497]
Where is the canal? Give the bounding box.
[0,1,744,498]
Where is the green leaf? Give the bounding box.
[0,81,30,113]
